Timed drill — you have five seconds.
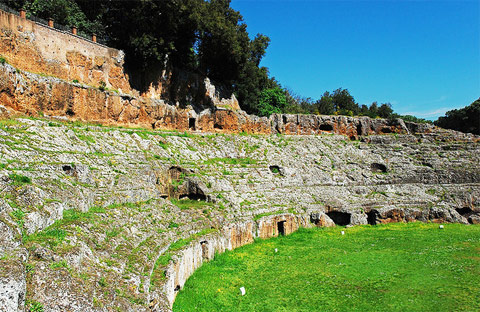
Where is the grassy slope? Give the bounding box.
[174,223,480,312]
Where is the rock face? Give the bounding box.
[3,61,479,141]
[0,118,478,311]
[0,10,131,93]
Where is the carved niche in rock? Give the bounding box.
[156,166,208,200]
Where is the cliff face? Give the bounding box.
[0,118,478,311]
[3,61,476,141]
[0,9,475,140]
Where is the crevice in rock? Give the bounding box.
[200,240,208,259]
[179,192,206,201]
[62,165,74,175]
[326,211,351,226]
[214,123,222,129]
[456,207,475,223]
[421,161,433,168]
[380,127,391,133]
[456,207,473,216]
[356,124,363,136]
[371,163,387,173]
[269,165,282,175]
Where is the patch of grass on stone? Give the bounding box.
[26,300,44,312]
[8,173,31,185]
[204,157,258,166]
[23,207,106,247]
[174,223,480,312]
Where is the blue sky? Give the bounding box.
[230,0,480,120]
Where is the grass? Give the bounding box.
[23,207,106,247]
[174,223,480,312]
[204,157,258,166]
[8,173,32,185]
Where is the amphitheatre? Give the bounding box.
[0,6,479,312]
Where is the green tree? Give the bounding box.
[360,104,369,116]
[315,92,334,115]
[368,102,379,118]
[17,0,101,34]
[0,0,26,10]
[332,88,359,115]
[257,87,287,117]
[378,103,393,118]
[435,98,480,135]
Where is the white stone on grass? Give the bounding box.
[239,287,246,296]
[439,225,444,229]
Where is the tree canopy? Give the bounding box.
[434,98,480,135]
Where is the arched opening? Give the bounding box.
[371,163,387,173]
[320,124,333,131]
[367,210,378,225]
[189,118,196,130]
[326,211,351,226]
[356,124,363,136]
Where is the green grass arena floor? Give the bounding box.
[173,223,480,312]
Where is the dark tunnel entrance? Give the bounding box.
[326,211,351,226]
[277,221,286,236]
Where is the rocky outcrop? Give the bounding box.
[0,10,131,93]
[2,62,478,141]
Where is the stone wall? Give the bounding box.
[0,9,131,92]
[162,214,304,309]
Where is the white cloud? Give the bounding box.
[402,107,451,118]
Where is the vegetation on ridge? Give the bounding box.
[434,98,480,135]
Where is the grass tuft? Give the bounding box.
[9,173,32,185]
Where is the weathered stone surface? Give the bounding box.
[0,257,26,312]
[0,108,478,311]
[3,62,478,141]
[310,212,336,227]
[0,10,131,92]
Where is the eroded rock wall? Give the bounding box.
[2,61,473,140]
[0,10,131,93]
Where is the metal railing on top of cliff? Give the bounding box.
[0,3,107,46]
